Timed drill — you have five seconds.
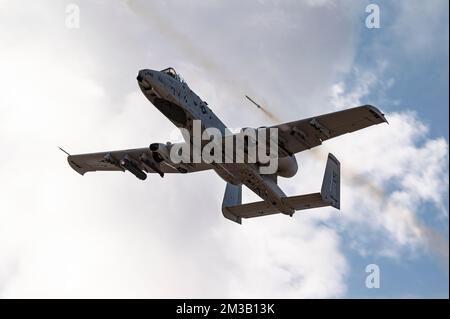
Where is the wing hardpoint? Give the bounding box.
[222,153,340,224]
[67,147,211,177]
[273,105,387,155]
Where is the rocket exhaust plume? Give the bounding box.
[245,95,282,124]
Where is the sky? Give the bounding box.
[0,0,448,298]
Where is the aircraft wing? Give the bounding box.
[66,146,212,178]
[272,105,387,155]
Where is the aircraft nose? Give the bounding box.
[137,69,148,82]
[137,69,153,89]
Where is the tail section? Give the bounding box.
[320,153,340,209]
[222,183,243,224]
[222,153,340,224]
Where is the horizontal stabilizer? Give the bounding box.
[222,153,340,224]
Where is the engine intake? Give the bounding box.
[149,143,171,163]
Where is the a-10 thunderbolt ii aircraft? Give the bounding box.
[64,67,387,224]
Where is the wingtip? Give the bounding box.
[365,105,388,124]
[379,111,389,124]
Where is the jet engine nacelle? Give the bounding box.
[149,142,171,163]
[277,155,298,178]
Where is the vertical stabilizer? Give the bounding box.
[222,183,243,224]
[320,153,340,209]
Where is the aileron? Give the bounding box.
[273,105,387,155]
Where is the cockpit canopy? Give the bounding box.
[160,67,182,82]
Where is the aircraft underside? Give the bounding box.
[63,67,387,224]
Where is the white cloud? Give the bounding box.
[329,113,448,255]
[330,61,394,108]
